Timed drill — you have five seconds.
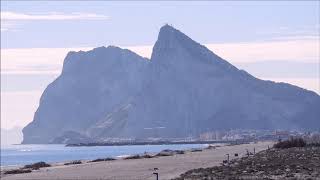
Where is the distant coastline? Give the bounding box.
[1,141,274,180]
[65,140,245,147]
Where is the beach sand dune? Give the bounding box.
[2,141,273,180]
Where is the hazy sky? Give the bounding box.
[1,1,319,129]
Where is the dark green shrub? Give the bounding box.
[64,160,82,165]
[191,148,202,152]
[89,158,116,162]
[24,161,51,170]
[4,169,32,174]
[274,137,306,149]
[124,155,141,160]
[156,149,185,156]
[174,150,185,154]
[141,154,154,158]
[307,142,320,147]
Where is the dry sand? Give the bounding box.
[2,141,274,180]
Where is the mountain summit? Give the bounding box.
[22,25,320,144]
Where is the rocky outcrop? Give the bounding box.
[118,25,320,139]
[22,25,320,144]
[22,46,149,143]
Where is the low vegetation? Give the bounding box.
[4,169,32,175]
[2,161,51,175]
[274,137,306,149]
[64,160,82,165]
[156,149,185,157]
[141,154,154,158]
[190,148,202,152]
[24,161,51,170]
[123,153,156,160]
[123,150,187,160]
[175,146,320,180]
[206,145,220,149]
[175,150,185,154]
[89,157,116,162]
[308,142,320,147]
[156,151,174,157]
[124,154,142,160]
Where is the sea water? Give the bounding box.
[1,144,207,167]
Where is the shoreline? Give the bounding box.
[1,141,274,180]
[1,143,216,168]
[66,141,242,147]
[65,140,243,147]
[1,142,224,170]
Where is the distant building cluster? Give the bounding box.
[198,129,320,142]
[97,130,320,143]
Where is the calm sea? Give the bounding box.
[1,144,208,167]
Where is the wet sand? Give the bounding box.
[2,141,274,180]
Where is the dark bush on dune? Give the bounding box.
[191,148,202,152]
[156,150,174,157]
[141,154,154,158]
[308,142,320,147]
[124,155,142,160]
[274,137,306,149]
[24,161,51,170]
[174,150,185,154]
[156,152,172,157]
[4,169,32,174]
[89,158,116,162]
[206,145,217,150]
[64,160,82,165]
[123,153,155,159]
[156,149,185,156]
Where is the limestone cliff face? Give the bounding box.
[22,25,320,144]
[22,46,149,143]
[118,25,320,138]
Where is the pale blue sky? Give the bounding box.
[1,1,319,48]
[1,1,319,130]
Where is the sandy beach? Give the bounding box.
[1,141,274,180]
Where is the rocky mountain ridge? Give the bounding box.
[22,25,320,144]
